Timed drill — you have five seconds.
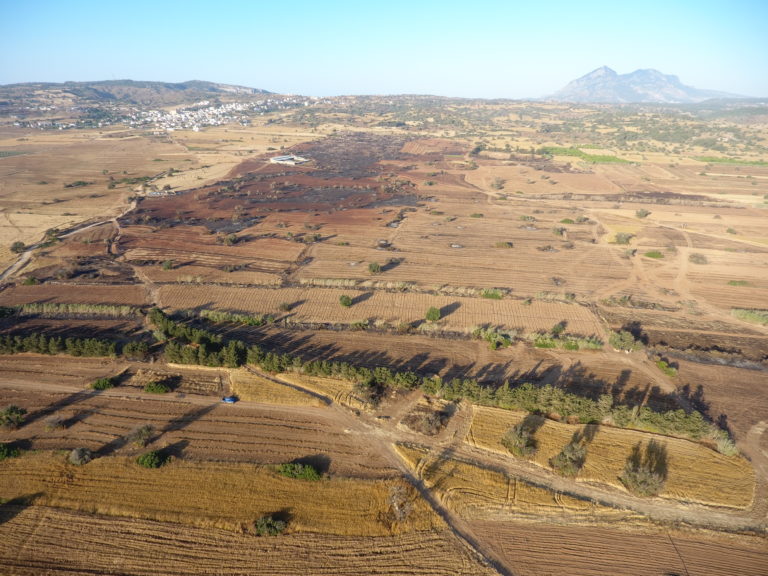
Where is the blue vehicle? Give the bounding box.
[221,395,239,404]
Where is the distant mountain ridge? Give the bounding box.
[0,79,271,107]
[551,66,743,104]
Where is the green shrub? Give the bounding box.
[614,232,634,245]
[254,514,287,536]
[480,288,503,299]
[635,209,651,218]
[560,218,575,224]
[368,262,381,275]
[494,241,514,248]
[10,241,26,254]
[425,306,441,322]
[470,213,484,218]
[91,377,114,390]
[727,280,749,286]
[644,251,664,259]
[0,443,21,460]
[609,330,642,352]
[655,360,677,377]
[143,380,171,394]
[339,295,353,307]
[276,463,321,481]
[136,450,167,469]
[0,405,27,429]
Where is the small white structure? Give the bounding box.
[269,154,309,165]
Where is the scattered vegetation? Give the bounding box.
[10,241,26,254]
[727,280,750,286]
[198,308,273,326]
[688,253,708,264]
[479,288,503,299]
[635,209,651,218]
[731,308,768,325]
[540,146,629,163]
[643,250,664,259]
[613,232,634,245]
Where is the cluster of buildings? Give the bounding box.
[12,96,313,131]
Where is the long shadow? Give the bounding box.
[291,454,332,475]
[0,492,44,525]
[24,389,102,428]
[352,292,373,305]
[439,301,461,318]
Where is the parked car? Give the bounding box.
[221,395,238,404]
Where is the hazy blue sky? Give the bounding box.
[2,0,766,98]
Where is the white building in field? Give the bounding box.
[269,154,309,165]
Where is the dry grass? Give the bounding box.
[0,505,496,576]
[395,444,635,522]
[229,368,324,406]
[277,373,367,410]
[0,451,439,536]
[467,406,755,508]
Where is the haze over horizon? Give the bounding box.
[2,0,767,99]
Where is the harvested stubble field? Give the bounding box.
[158,284,605,336]
[0,506,495,576]
[229,367,324,405]
[0,283,148,306]
[395,444,634,522]
[0,451,438,535]
[469,520,768,576]
[0,385,393,478]
[119,224,304,278]
[297,196,631,298]
[467,406,755,508]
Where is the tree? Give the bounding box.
[368,261,381,275]
[425,306,441,322]
[339,294,353,307]
[10,241,26,254]
[0,405,27,429]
